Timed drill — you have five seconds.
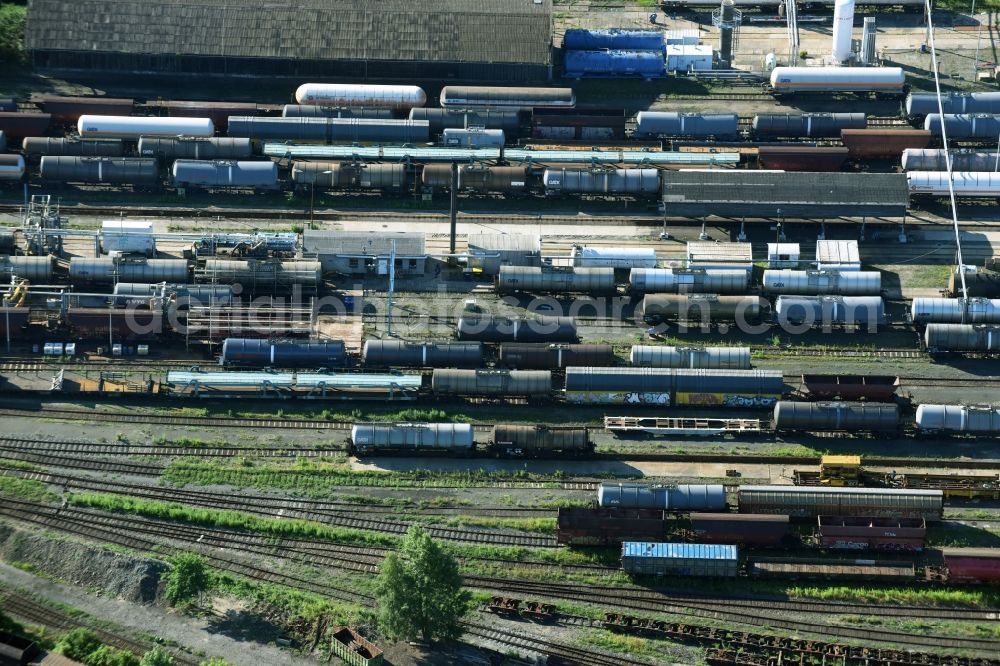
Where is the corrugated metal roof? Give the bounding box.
[303,231,426,256]
[264,143,741,165]
[27,0,552,65]
[467,233,541,253]
[816,240,861,264]
[622,542,738,560]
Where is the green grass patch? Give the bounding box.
[580,628,665,659]
[67,493,398,548]
[835,614,1000,639]
[786,584,1000,608]
[0,459,45,473]
[0,475,57,503]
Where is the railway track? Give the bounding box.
[0,587,201,666]
[3,495,998,660]
[462,621,655,666]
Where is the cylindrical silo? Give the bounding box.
[832,0,856,62]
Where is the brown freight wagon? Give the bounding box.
[818,515,926,552]
[557,507,665,546]
[532,108,627,141]
[749,558,916,583]
[841,129,932,160]
[801,374,899,401]
[497,343,616,369]
[152,100,275,131]
[65,308,163,340]
[0,112,51,139]
[330,626,383,666]
[0,307,30,341]
[757,146,849,172]
[690,513,791,547]
[34,95,135,124]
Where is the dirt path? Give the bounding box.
[0,562,318,666]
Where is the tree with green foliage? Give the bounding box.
[83,646,140,666]
[140,646,176,666]
[0,3,26,65]
[164,552,210,608]
[198,659,235,666]
[55,628,103,661]
[375,525,470,642]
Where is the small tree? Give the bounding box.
[164,553,210,608]
[140,646,176,666]
[55,628,103,661]
[375,525,470,642]
[84,646,140,666]
[0,4,26,65]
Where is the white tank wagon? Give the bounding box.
[440,86,575,109]
[762,270,881,296]
[907,172,1000,198]
[294,84,427,109]
[906,92,1000,118]
[916,404,1000,435]
[69,258,191,284]
[924,323,1000,351]
[496,266,616,295]
[633,112,739,139]
[0,154,25,181]
[349,423,474,455]
[598,482,726,511]
[924,114,1000,140]
[629,345,751,369]
[629,268,747,294]
[911,298,1000,324]
[77,115,214,138]
[441,128,505,148]
[768,67,906,95]
[0,256,53,282]
[171,160,279,190]
[774,296,885,328]
[543,168,660,194]
[902,149,1000,172]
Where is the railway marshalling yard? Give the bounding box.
[5,4,1000,666]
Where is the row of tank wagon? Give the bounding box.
[348,423,591,457]
[559,508,928,552]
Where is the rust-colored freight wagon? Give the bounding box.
[841,129,931,160]
[801,374,899,401]
[0,307,30,341]
[689,513,791,547]
[557,507,665,546]
[531,108,627,141]
[749,558,916,583]
[757,146,848,171]
[330,626,383,666]
[818,515,927,552]
[35,95,135,124]
[941,548,1000,584]
[65,308,164,340]
[0,112,51,139]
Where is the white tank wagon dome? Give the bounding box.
[768,67,905,93]
[294,84,427,109]
[916,404,1000,434]
[908,171,1000,198]
[77,115,214,138]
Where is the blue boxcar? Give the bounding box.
[564,29,665,52]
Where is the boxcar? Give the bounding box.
[557,507,665,546]
[738,486,943,520]
[689,513,790,547]
[622,542,739,578]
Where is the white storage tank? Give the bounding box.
[769,67,905,94]
[629,345,751,369]
[101,220,156,256]
[78,115,214,138]
[294,84,427,109]
[832,0,856,62]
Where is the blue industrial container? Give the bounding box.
[565,50,665,78]
[564,28,665,52]
[621,542,739,577]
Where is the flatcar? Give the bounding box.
[749,558,915,583]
